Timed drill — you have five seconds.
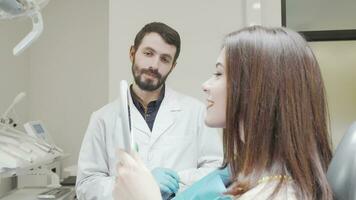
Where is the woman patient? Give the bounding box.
[113,26,334,200]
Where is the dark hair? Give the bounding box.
[222,26,333,199]
[133,22,181,63]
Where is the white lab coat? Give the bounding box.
[76,87,223,200]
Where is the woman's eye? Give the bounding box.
[213,72,222,77]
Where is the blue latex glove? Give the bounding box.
[151,167,180,200]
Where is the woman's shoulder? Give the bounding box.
[234,180,297,200]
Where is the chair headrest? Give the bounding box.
[327,122,356,200]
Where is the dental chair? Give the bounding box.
[327,122,356,200]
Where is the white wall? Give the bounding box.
[28,0,109,168]
[310,41,356,147]
[109,0,245,102]
[0,20,30,126]
[0,18,30,197]
[261,0,281,26]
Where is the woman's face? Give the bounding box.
[202,49,227,128]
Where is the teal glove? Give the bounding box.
[151,167,180,200]
[172,169,231,200]
[209,166,232,186]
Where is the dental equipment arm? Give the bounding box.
[0,0,49,55]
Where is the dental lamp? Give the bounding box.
[0,0,50,55]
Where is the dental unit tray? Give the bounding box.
[0,123,63,178]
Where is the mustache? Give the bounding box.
[141,68,162,79]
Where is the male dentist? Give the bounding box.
[76,22,223,200]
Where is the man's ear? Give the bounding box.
[129,46,135,63]
[172,62,177,70]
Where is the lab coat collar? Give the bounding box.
[128,87,182,139]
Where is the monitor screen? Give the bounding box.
[33,124,45,134]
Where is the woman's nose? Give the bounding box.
[202,80,209,93]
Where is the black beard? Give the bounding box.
[132,65,169,91]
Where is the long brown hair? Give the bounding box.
[222,26,333,199]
